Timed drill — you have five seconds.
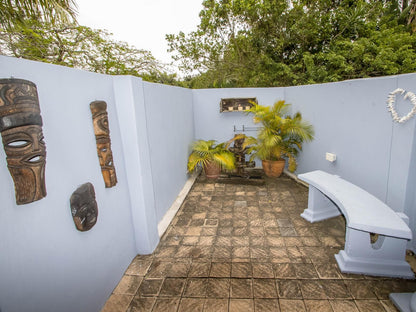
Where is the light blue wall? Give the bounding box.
[192,88,285,144]
[0,56,137,312]
[143,82,194,222]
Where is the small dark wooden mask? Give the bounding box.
[90,101,117,188]
[0,79,46,204]
[70,183,98,231]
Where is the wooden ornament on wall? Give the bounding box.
[90,101,117,188]
[70,182,98,231]
[0,78,47,205]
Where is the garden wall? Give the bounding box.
[0,56,195,312]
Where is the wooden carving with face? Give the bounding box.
[0,79,46,205]
[70,182,98,231]
[90,101,117,188]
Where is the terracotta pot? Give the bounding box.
[262,159,285,177]
[204,160,221,179]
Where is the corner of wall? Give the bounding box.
[112,75,159,254]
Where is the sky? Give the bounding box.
[75,0,203,64]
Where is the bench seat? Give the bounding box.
[298,170,414,279]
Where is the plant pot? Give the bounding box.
[262,159,285,177]
[204,160,221,179]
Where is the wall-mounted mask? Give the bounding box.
[90,101,117,188]
[0,79,46,205]
[70,182,98,231]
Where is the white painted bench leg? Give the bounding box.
[335,227,414,278]
[301,186,341,222]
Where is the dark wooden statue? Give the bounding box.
[228,134,255,177]
[0,78,47,205]
[70,182,98,231]
[90,101,117,188]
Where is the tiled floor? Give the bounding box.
[102,174,416,312]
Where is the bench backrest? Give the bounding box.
[298,170,412,239]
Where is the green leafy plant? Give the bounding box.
[187,139,235,173]
[244,100,314,172]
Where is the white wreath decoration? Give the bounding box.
[387,88,416,123]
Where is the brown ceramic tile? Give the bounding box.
[276,280,302,299]
[137,279,163,297]
[322,280,351,299]
[178,298,205,312]
[126,296,154,312]
[101,294,134,312]
[231,262,252,278]
[103,177,411,311]
[188,262,211,277]
[300,280,326,299]
[273,263,297,279]
[155,246,178,258]
[210,262,231,277]
[232,246,250,258]
[252,262,274,278]
[212,246,232,259]
[183,278,208,297]
[314,262,342,279]
[254,298,280,312]
[113,275,142,295]
[380,299,400,312]
[329,299,359,312]
[206,278,230,298]
[355,299,387,312]
[230,278,253,298]
[166,261,190,277]
[279,299,306,311]
[125,257,152,276]
[253,279,278,298]
[152,297,180,312]
[159,278,186,297]
[344,280,377,299]
[203,298,229,312]
[304,299,332,312]
[229,299,254,312]
[293,263,319,279]
[146,261,171,278]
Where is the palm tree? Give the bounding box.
[245,100,314,175]
[187,140,235,179]
[0,0,77,29]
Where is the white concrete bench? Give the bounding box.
[298,170,414,279]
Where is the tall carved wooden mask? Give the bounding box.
[90,101,117,188]
[0,79,47,205]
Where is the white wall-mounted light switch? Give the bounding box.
[326,152,337,162]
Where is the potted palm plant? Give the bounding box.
[244,100,314,177]
[187,140,236,179]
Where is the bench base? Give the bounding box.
[389,292,416,312]
[301,183,414,279]
[301,186,341,222]
[335,250,414,279]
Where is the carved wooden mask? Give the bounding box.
[0,79,46,205]
[70,182,98,231]
[90,101,117,188]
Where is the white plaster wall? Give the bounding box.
[0,56,137,312]
[143,82,194,222]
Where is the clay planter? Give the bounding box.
[204,160,221,179]
[262,159,285,177]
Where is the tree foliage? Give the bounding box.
[0,19,179,84]
[167,0,416,88]
[0,0,77,29]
